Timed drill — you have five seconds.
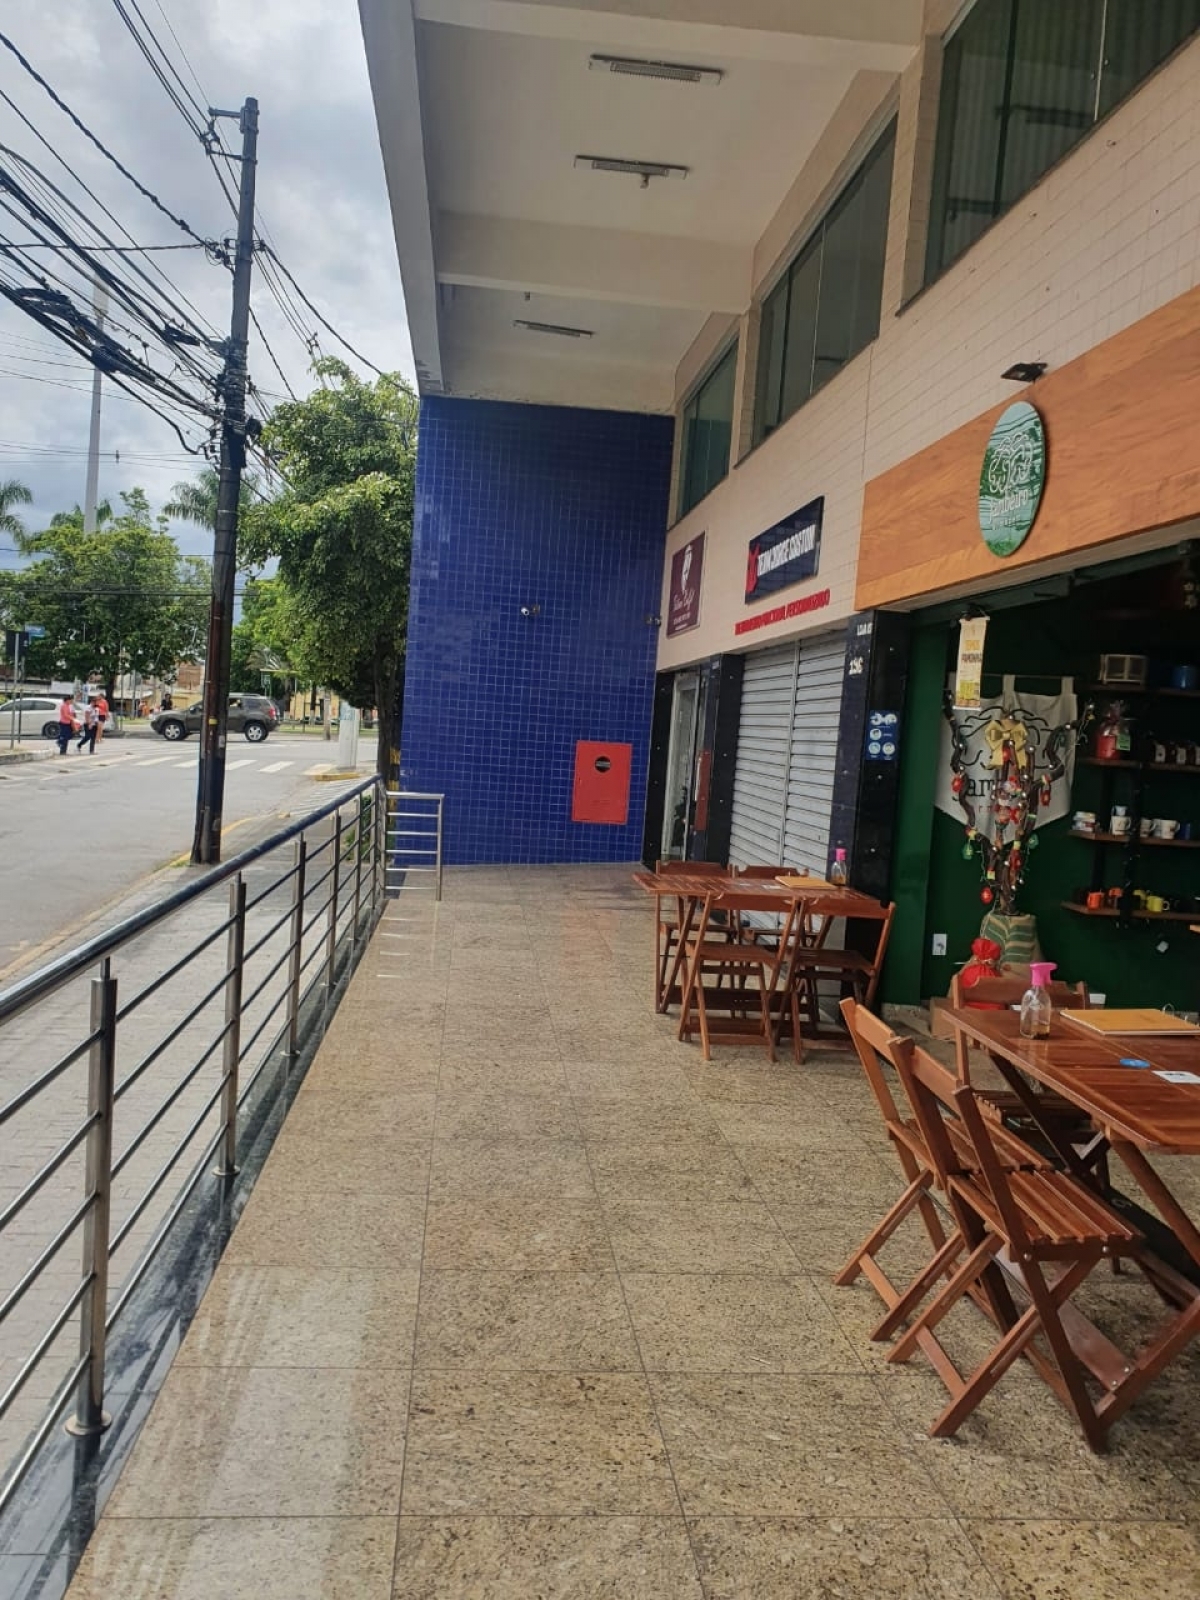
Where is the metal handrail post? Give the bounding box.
[435,795,444,902]
[66,962,118,1437]
[214,876,246,1177]
[377,782,387,906]
[325,814,343,992]
[286,838,307,1057]
[351,790,365,953]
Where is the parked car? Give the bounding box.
[149,694,278,744]
[0,696,62,740]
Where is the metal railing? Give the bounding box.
[0,775,387,1512]
[386,790,444,900]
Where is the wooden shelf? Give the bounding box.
[1084,684,1200,699]
[1076,758,1200,774]
[1145,762,1200,775]
[1069,830,1200,847]
[1077,756,1140,768]
[1061,902,1199,923]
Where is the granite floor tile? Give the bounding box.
[705,1100,877,1150]
[605,1202,800,1274]
[224,1188,427,1271]
[437,1055,569,1093]
[622,1272,863,1373]
[433,1091,581,1142]
[414,1271,638,1371]
[428,1137,596,1199]
[390,1516,703,1599]
[260,1131,432,1195]
[302,1050,441,1094]
[176,1266,419,1369]
[963,1519,1200,1599]
[650,1372,946,1519]
[689,1516,1001,1599]
[572,1096,721,1144]
[284,1090,438,1142]
[106,1367,411,1518]
[65,1517,398,1599]
[424,1194,612,1270]
[591,1152,759,1207]
[403,1371,678,1515]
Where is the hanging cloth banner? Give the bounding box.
[953,615,990,709]
[936,675,1077,828]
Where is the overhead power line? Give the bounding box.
[260,245,384,376]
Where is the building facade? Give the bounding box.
[363,0,1200,1001]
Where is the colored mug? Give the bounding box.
[1171,664,1198,690]
[1086,890,1105,910]
[1145,894,1167,912]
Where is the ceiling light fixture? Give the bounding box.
[574,154,689,188]
[514,319,594,339]
[1001,360,1048,383]
[588,54,723,86]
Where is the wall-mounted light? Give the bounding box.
[520,604,541,617]
[574,154,689,188]
[588,54,724,87]
[514,319,594,340]
[1001,360,1047,383]
[645,614,662,628]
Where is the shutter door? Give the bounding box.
[782,628,845,874]
[728,643,797,867]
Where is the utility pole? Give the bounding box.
[192,97,259,865]
[83,280,108,534]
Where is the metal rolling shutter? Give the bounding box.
[782,628,845,874]
[728,643,798,867]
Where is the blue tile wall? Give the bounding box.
[401,396,675,865]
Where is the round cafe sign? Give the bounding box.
[978,400,1046,557]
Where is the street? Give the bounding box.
[0,734,375,978]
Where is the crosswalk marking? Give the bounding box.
[224,758,254,770]
[173,758,194,768]
[304,762,332,775]
[259,760,293,773]
[138,755,178,766]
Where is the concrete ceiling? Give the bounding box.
[359,0,922,411]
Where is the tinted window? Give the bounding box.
[753,122,895,445]
[927,0,1200,282]
[678,342,738,517]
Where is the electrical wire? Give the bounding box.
[0,30,212,246]
[107,0,209,139]
[247,305,296,401]
[260,246,382,375]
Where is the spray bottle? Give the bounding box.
[1019,960,1057,1039]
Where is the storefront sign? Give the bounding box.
[979,402,1046,557]
[953,614,990,709]
[666,532,704,638]
[735,587,831,638]
[745,497,823,603]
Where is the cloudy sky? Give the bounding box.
[0,0,414,569]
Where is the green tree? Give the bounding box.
[0,478,33,538]
[164,466,258,533]
[7,490,210,696]
[229,577,298,696]
[241,359,417,780]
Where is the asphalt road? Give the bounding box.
[0,732,375,977]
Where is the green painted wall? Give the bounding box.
[882,574,1200,1010]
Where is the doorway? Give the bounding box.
[661,670,703,859]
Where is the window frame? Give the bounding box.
[751,118,896,449]
[676,338,739,520]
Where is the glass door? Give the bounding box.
[661,671,702,860]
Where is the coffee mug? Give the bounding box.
[1109,813,1131,836]
[1145,894,1167,912]
[1140,817,1155,837]
[1154,818,1180,839]
[1172,664,1198,690]
[1179,822,1194,840]
[1086,890,1105,910]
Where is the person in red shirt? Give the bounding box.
[93,693,109,744]
[56,694,76,756]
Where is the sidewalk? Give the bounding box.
[58,865,1200,1599]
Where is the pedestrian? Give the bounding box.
[76,699,99,755]
[94,691,109,744]
[160,690,173,712]
[55,694,76,756]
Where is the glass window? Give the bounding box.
[678,341,738,517]
[927,0,1200,283]
[752,121,896,445]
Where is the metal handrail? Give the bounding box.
[0,775,388,1515]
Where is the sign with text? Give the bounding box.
[666,532,704,638]
[953,614,990,708]
[745,496,823,604]
[734,587,831,637]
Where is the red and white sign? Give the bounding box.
[734,587,831,637]
[666,533,704,638]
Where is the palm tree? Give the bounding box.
[165,468,258,532]
[0,478,33,539]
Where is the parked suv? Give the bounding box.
[0,696,61,740]
[150,694,278,744]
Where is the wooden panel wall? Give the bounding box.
[856,284,1200,610]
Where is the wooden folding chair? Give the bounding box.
[654,860,727,1012]
[889,1043,1141,1452]
[950,973,1111,1190]
[792,900,896,1036]
[678,888,805,1063]
[836,1001,1050,1359]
